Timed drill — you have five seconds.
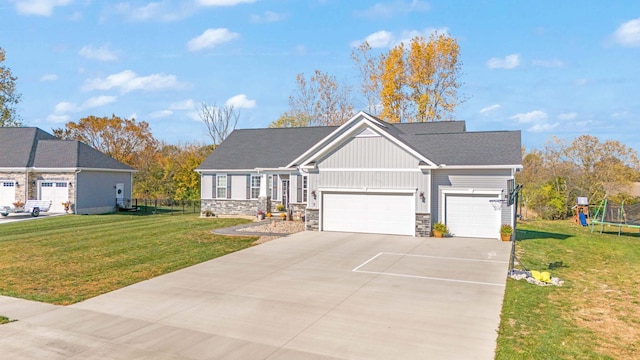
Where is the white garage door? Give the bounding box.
[322,192,415,236]
[1,181,16,207]
[445,194,501,239]
[40,181,69,212]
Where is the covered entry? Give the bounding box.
[321,192,415,236]
[445,193,501,239]
[40,181,69,212]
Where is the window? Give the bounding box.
[270,175,278,200]
[41,182,53,187]
[216,175,227,199]
[55,182,67,188]
[2,182,14,187]
[250,175,261,199]
[302,176,308,202]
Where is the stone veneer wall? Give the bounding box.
[201,198,260,216]
[289,203,307,221]
[415,213,431,237]
[305,208,319,231]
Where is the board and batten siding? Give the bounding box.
[431,169,513,225]
[318,136,419,169]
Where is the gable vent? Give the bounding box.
[354,128,380,138]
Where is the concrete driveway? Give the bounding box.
[0,231,511,359]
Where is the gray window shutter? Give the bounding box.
[212,175,216,199]
[272,175,278,199]
[227,175,232,199]
[246,175,251,199]
[297,176,302,203]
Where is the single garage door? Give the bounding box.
[445,194,501,239]
[40,181,69,212]
[0,181,16,207]
[322,192,415,236]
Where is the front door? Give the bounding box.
[282,180,290,209]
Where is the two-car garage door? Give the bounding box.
[445,194,501,239]
[322,192,415,236]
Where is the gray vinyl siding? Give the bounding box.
[231,175,247,199]
[201,174,213,199]
[76,170,132,214]
[431,169,512,224]
[318,136,419,169]
[312,171,430,213]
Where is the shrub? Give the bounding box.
[275,203,285,211]
[500,224,513,234]
[433,222,448,233]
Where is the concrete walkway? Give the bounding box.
[0,232,511,359]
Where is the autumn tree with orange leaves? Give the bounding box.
[53,115,158,167]
[353,32,464,122]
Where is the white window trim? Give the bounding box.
[216,174,227,199]
[250,175,261,199]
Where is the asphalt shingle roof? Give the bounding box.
[197,117,522,170]
[0,127,134,171]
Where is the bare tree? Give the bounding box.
[198,102,240,145]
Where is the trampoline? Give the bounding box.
[590,198,640,236]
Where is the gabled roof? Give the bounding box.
[196,112,522,171]
[0,127,134,171]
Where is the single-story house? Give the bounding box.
[0,127,135,214]
[196,111,522,239]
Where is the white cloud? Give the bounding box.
[250,11,286,23]
[10,0,72,16]
[169,99,196,110]
[40,73,58,81]
[557,112,577,120]
[351,27,448,49]
[82,70,184,93]
[149,110,173,118]
[509,110,547,123]
[487,54,520,69]
[46,114,70,123]
[54,101,79,114]
[612,111,629,118]
[355,0,429,19]
[479,104,501,115]
[79,44,118,62]
[528,123,559,133]
[113,1,196,22]
[187,28,240,51]
[52,95,117,116]
[197,0,255,6]
[82,95,117,109]
[294,44,307,56]
[532,59,565,68]
[352,30,393,48]
[613,18,640,47]
[226,94,256,109]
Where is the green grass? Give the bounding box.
[0,214,256,305]
[496,220,640,359]
[0,315,14,324]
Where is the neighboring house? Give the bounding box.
[196,112,522,239]
[0,127,135,214]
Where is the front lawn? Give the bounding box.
[496,220,640,359]
[0,214,256,305]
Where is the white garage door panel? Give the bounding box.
[446,194,501,239]
[322,193,414,236]
[40,182,69,212]
[1,181,16,207]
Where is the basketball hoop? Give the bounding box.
[490,199,507,210]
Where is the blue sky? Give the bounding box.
[1,0,639,152]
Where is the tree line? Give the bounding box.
[518,136,640,219]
